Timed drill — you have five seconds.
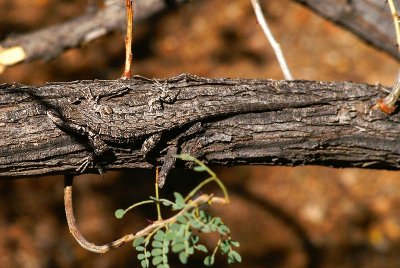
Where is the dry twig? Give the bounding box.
[374,0,400,114]
[64,175,227,254]
[121,0,134,79]
[250,0,293,80]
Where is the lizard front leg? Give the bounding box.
[47,110,108,175]
[76,134,109,175]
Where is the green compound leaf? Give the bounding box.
[183,211,193,218]
[228,250,242,264]
[199,210,206,220]
[172,243,185,253]
[220,241,230,254]
[154,230,165,241]
[136,246,145,252]
[141,259,149,268]
[173,235,185,245]
[187,246,194,255]
[204,255,215,266]
[231,241,240,247]
[190,219,202,229]
[218,225,230,235]
[152,256,163,266]
[163,245,169,254]
[162,200,172,206]
[201,225,211,233]
[179,252,188,264]
[175,154,195,161]
[114,209,125,219]
[151,248,163,256]
[193,165,207,172]
[169,223,180,231]
[212,217,223,225]
[210,224,218,232]
[173,192,185,209]
[133,237,145,247]
[199,211,212,223]
[126,155,240,268]
[195,244,208,253]
[152,240,163,248]
[177,215,188,224]
[163,254,168,264]
[191,235,199,244]
[165,230,176,241]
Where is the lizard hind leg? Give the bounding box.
[141,133,162,158]
[157,122,204,188]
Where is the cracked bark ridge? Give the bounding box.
[294,0,399,60]
[0,75,399,179]
[0,0,188,64]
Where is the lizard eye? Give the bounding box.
[71,98,84,105]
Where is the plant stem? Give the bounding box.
[121,0,134,79]
[124,200,155,215]
[155,167,163,221]
[185,176,229,203]
[183,158,229,202]
[375,0,400,114]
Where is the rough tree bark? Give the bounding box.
[1,75,399,179]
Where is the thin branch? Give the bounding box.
[374,0,400,114]
[0,0,189,73]
[64,175,226,254]
[250,0,293,80]
[155,167,162,221]
[388,0,400,49]
[121,0,134,79]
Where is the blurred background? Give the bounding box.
[1,0,400,267]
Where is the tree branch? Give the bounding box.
[0,0,188,69]
[0,75,399,179]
